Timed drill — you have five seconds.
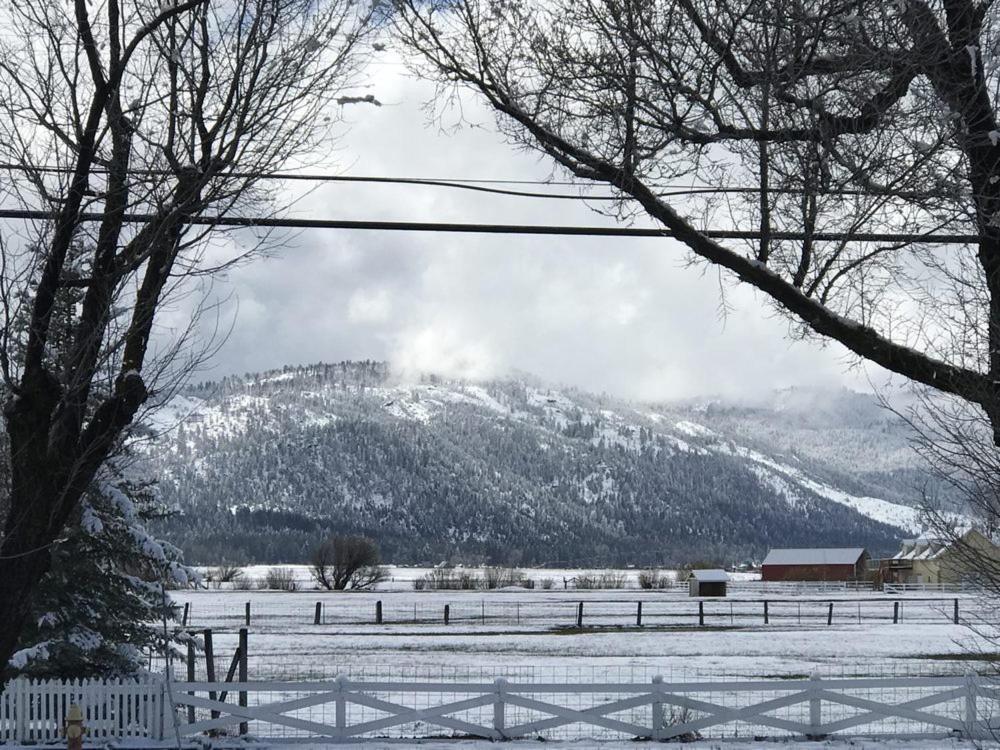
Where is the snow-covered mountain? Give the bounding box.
[143,362,934,566]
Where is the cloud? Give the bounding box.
[164,49,884,401]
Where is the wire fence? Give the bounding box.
[173,593,973,631]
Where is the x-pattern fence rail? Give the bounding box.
[1,673,997,743]
[165,674,1000,742]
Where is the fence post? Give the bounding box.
[698,601,704,627]
[651,675,664,741]
[238,628,248,736]
[186,640,196,724]
[375,601,383,625]
[314,602,322,625]
[204,629,218,721]
[493,678,507,740]
[954,598,960,625]
[182,602,190,627]
[808,673,823,739]
[764,600,769,624]
[577,602,584,628]
[827,602,833,626]
[444,604,450,625]
[636,601,642,627]
[335,676,347,739]
[14,678,26,744]
[893,602,899,624]
[965,671,978,740]
[245,601,251,627]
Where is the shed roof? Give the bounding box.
[761,548,866,566]
[688,569,729,582]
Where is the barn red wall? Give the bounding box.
[761,563,859,581]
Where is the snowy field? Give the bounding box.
[169,586,989,681]
[158,578,1000,746]
[196,564,764,592]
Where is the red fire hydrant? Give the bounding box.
[62,704,87,750]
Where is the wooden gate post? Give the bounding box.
[965,671,979,739]
[698,601,704,627]
[314,602,322,625]
[577,602,584,628]
[808,673,823,739]
[335,676,347,739]
[238,628,248,736]
[444,604,450,625]
[186,639,196,724]
[893,601,899,624]
[493,678,507,739]
[203,629,218,720]
[636,601,642,627]
[651,675,664,740]
[375,601,383,625]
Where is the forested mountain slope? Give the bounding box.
[144,362,931,565]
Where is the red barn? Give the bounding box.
[761,548,869,582]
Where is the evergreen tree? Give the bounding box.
[9,457,194,678]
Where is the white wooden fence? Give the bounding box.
[883,582,979,594]
[0,675,165,742]
[0,672,996,743]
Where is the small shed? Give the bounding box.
[687,569,729,597]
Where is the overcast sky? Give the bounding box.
[164,54,889,403]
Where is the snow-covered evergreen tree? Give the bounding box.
[9,457,195,678]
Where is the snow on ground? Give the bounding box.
[715,440,923,533]
[86,737,994,749]
[282,741,987,750]
[170,587,984,682]
[100,740,988,750]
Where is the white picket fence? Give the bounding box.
[0,675,166,742]
[0,672,997,743]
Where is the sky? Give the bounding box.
[161,51,888,404]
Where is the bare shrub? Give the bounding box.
[574,571,627,590]
[311,535,387,591]
[263,568,298,592]
[638,569,674,590]
[416,569,476,590]
[231,575,256,591]
[482,567,526,589]
[539,577,555,590]
[211,564,244,587]
[598,572,628,589]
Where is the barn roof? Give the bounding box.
[688,569,729,582]
[761,548,866,566]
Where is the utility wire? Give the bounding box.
[0,163,956,202]
[0,208,979,244]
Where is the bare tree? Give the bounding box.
[310,535,388,590]
[891,388,1000,592]
[394,0,1000,440]
[0,0,380,672]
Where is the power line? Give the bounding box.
[0,163,955,202]
[0,164,623,200]
[0,208,979,244]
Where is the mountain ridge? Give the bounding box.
[144,361,932,566]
